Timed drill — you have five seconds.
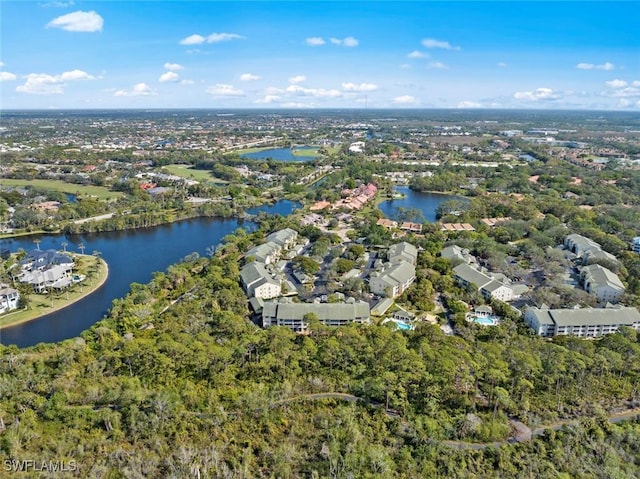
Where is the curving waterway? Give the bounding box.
[0,201,298,348]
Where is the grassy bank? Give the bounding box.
[0,256,108,330]
[0,178,123,200]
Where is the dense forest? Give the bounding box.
[1,224,640,477]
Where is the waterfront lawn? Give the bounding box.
[162,164,215,182]
[0,256,108,329]
[0,178,123,200]
[292,147,321,157]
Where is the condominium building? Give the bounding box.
[240,262,281,299]
[525,305,640,338]
[369,261,416,298]
[580,264,625,304]
[453,263,514,302]
[262,298,370,332]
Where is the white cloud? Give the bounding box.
[497,62,508,68]
[400,64,412,70]
[180,79,195,85]
[458,100,482,108]
[180,32,243,45]
[392,95,417,104]
[254,95,281,104]
[239,73,261,81]
[577,62,615,71]
[206,84,244,96]
[408,50,428,59]
[41,0,75,7]
[324,36,360,47]
[340,36,359,47]
[265,86,284,95]
[47,10,103,32]
[180,34,206,45]
[60,69,95,80]
[164,63,183,71]
[285,84,341,98]
[16,69,96,94]
[616,98,631,108]
[342,82,378,92]
[281,102,315,108]
[0,62,4,68]
[288,75,306,84]
[0,72,17,82]
[513,87,559,101]
[634,80,640,87]
[305,37,325,46]
[427,62,448,69]
[207,32,244,43]
[606,79,627,88]
[159,71,180,83]
[114,83,156,97]
[602,86,640,98]
[421,38,460,50]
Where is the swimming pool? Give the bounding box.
[470,315,499,326]
[383,318,414,330]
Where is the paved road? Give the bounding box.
[73,212,116,224]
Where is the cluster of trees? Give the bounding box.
[1,223,640,476]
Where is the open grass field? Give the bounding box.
[0,178,123,200]
[292,147,321,157]
[162,164,215,182]
[0,256,108,329]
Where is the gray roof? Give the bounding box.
[249,297,265,313]
[240,262,279,288]
[371,297,394,316]
[530,306,640,327]
[453,263,492,289]
[583,249,619,264]
[246,242,280,262]
[266,228,297,246]
[22,249,73,267]
[378,261,415,286]
[565,233,601,252]
[482,279,510,293]
[581,264,624,291]
[263,299,370,322]
[388,242,418,264]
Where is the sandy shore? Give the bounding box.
[0,257,109,330]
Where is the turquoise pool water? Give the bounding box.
[382,318,414,330]
[471,316,499,326]
[395,320,412,330]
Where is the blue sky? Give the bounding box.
[1,1,639,110]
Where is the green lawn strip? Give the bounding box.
[162,165,214,182]
[0,178,123,200]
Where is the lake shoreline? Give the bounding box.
[0,257,109,331]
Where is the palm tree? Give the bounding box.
[33,238,41,251]
[78,243,85,255]
[61,241,67,253]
